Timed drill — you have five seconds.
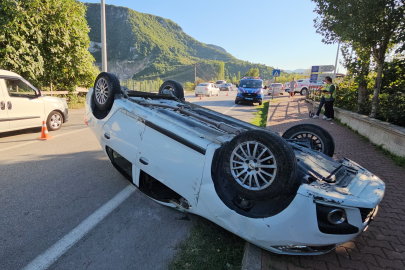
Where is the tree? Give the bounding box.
[244,68,260,77]
[341,43,372,113]
[216,61,225,79]
[312,0,405,118]
[0,0,99,89]
[0,0,44,81]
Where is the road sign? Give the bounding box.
[272,69,281,77]
[310,73,335,82]
[310,74,318,81]
[311,65,335,73]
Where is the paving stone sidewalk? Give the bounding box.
[262,96,405,270]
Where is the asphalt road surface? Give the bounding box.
[0,90,273,270]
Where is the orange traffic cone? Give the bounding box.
[226,91,228,96]
[38,121,53,140]
[199,94,202,100]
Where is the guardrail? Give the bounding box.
[41,87,89,95]
[307,99,405,157]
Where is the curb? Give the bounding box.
[241,242,262,270]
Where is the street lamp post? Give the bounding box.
[101,0,107,72]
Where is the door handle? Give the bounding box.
[104,133,110,139]
[0,101,4,110]
[139,157,148,165]
[7,101,12,110]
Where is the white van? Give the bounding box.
[0,70,68,133]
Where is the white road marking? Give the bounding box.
[223,104,237,115]
[0,128,88,153]
[22,185,137,270]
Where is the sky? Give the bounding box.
[82,0,346,73]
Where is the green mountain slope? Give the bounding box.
[85,3,276,82]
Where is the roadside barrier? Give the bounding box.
[37,121,53,140]
[199,94,202,100]
[226,91,228,96]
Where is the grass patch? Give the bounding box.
[67,94,86,109]
[251,101,269,127]
[169,218,245,270]
[334,118,405,168]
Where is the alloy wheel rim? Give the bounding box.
[95,78,109,104]
[290,131,324,152]
[50,114,62,129]
[230,141,277,191]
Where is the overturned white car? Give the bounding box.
[85,73,385,255]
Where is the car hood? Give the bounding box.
[295,147,385,208]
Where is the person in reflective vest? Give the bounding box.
[321,76,336,121]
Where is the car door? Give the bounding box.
[3,77,45,130]
[138,117,207,208]
[101,108,146,181]
[0,79,10,131]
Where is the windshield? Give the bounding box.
[216,80,225,84]
[240,80,262,88]
[272,83,283,87]
[198,83,209,86]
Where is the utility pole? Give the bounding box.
[334,41,340,78]
[101,0,107,72]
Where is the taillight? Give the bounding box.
[205,87,209,90]
[84,115,88,126]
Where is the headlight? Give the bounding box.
[259,89,264,94]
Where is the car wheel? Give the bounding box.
[282,124,335,157]
[235,99,239,104]
[93,72,121,111]
[258,101,263,106]
[159,80,185,101]
[222,130,298,200]
[300,88,307,96]
[47,111,63,131]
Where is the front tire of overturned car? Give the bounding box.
[92,72,121,111]
[223,130,299,200]
[282,124,335,157]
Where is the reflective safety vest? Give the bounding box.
[324,84,336,100]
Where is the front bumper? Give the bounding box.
[63,107,69,122]
[236,95,263,103]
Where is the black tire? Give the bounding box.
[300,88,307,96]
[195,94,198,97]
[159,80,184,101]
[282,124,335,157]
[92,72,121,111]
[258,101,263,106]
[223,130,298,200]
[47,110,63,131]
[235,99,239,104]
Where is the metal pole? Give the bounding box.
[101,0,107,72]
[334,41,340,78]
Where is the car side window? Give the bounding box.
[5,79,37,98]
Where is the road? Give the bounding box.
[0,90,273,270]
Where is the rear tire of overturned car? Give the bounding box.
[92,72,121,111]
[159,80,185,101]
[223,130,298,200]
[282,123,335,157]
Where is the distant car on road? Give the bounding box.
[0,69,68,133]
[195,83,220,97]
[235,77,265,105]
[284,82,290,92]
[215,80,227,88]
[267,83,284,95]
[220,83,233,91]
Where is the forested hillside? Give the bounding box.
[85,3,280,82]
